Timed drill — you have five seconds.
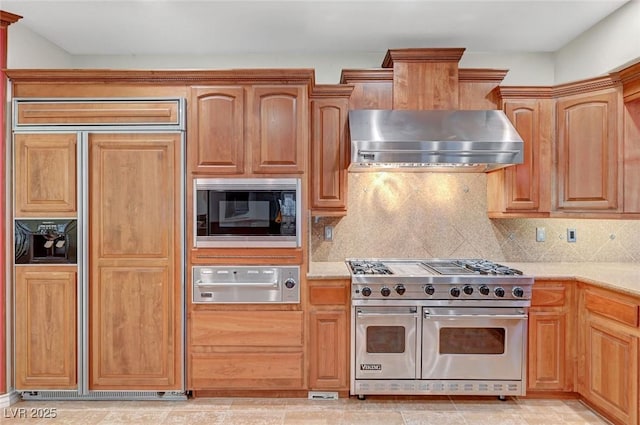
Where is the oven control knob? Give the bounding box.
[284,278,297,289]
[495,287,506,298]
[361,287,372,297]
[395,284,406,295]
[450,287,461,297]
[381,287,391,297]
[424,285,435,295]
[463,285,474,295]
[512,287,525,298]
[479,285,490,296]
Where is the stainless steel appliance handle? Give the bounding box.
[357,308,418,317]
[424,312,528,320]
[195,281,278,288]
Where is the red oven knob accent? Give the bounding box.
[463,285,473,295]
[450,287,461,297]
[395,284,406,295]
[479,285,490,295]
[512,287,525,298]
[495,287,506,297]
[424,285,435,295]
[381,287,391,297]
[284,278,297,289]
[361,287,372,297]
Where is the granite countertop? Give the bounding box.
[308,261,640,297]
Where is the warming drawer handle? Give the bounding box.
[423,312,528,320]
[195,281,278,288]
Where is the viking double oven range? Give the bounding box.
[348,259,533,399]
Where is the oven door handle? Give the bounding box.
[423,312,528,320]
[195,281,278,288]
[357,308,418,317]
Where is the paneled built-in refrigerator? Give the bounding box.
[11,98,186,400]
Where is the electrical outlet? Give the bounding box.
[567,228,577,243]
[324,225,333,241]
[536,227,546,242]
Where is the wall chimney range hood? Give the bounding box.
[348,109,525,172]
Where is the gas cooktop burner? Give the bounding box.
[348,260,392,275]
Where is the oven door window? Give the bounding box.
[439,327,505,355]
[367,326,406,354]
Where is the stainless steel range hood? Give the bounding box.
[348,109,524,172]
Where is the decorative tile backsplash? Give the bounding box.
[310,173,640,262]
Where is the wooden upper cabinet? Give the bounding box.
[487,91,552,217]
[15,266,77,390]
[189,86,245,174]
[556,87,622,211]
[14,133,77,217]
[310,86,353,215]
[188,84,307,176]
[248,85,306,174]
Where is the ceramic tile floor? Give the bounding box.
[0,397,610,424]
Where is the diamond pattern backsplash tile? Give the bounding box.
[310,173,640,262]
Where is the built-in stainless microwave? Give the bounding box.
[194,178,301,248]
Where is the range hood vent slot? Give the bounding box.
[348,109,525,172]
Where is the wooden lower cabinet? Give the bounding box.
[527,280,574,392]
[188,310,304,390]
[307,279,349,392]
[578,285,639,425]
[15,266,77,390]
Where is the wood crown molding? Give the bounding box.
[381,48,465,68]
[310,84,354,98]
[552,75,622,97]
[458,69,509,83]
[498,86,554,99]
[613,60,640,101]
[4,69,316,86]
[0,10,22,26]
[340,69,393,83]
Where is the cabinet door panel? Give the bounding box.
[583,320,637,424]
[190,86,244,174]
[504,102,538,210]
[15,133,77,217]
[309,311,348,390]
[528,311,566,390]
[556,90,620,210]
[89,132,181,390]
[15,267,77,389]
[249,86,305,174]
[311,98,348,213]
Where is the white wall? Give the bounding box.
[554,0,640,84]
[5,0,640,86]
[7,23,71,69]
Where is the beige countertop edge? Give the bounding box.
[308,262,640,297]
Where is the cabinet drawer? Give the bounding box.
[531,286,566,307]
[190,352,304,389]
[190,310,303,347]
[16,99,182,126]
[585,290,639,327]
[309,284,348,306]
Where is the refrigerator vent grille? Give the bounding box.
[21,391,187,401]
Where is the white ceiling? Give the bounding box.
[1,0,631,56]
